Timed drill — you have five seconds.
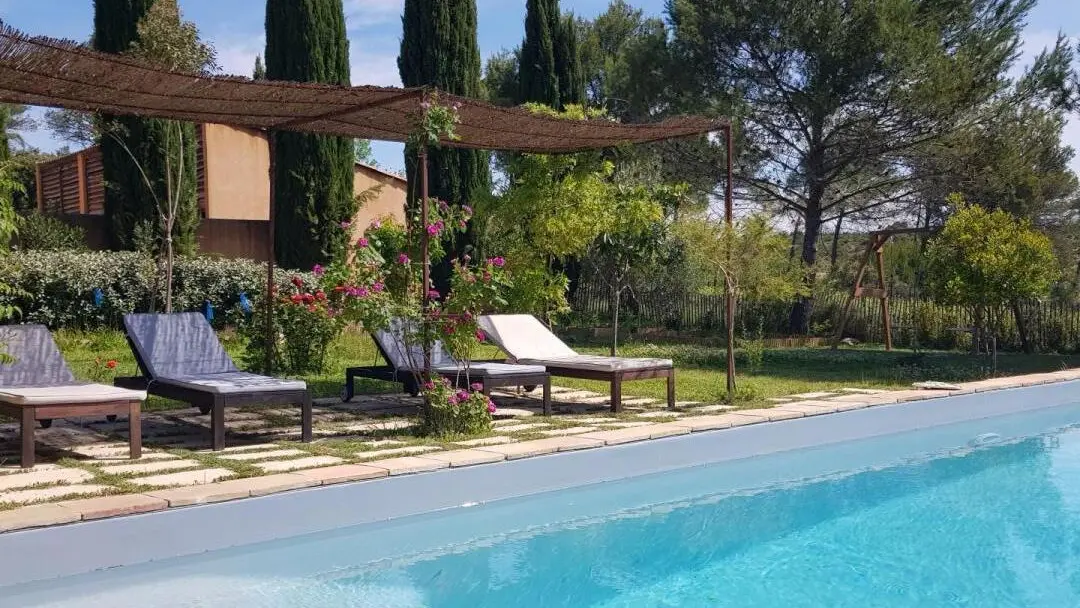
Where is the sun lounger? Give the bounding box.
[0,325,146,467]
[116,313,311,450]
[343,319,552,414]
[478,314,675,412]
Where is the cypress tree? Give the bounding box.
[518,0,560,106]
[554,15,584,108]
[95,0,201,253]
[265,0,354,269]
[252,55,266,80]
[399,0,490,290]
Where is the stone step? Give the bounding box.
[132,468,235,488]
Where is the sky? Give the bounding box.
[1,0,1078,175]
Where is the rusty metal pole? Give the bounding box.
[419,145,432,378]
[875,245,893,351]
[264,133,277,374]
[724,124,736,402]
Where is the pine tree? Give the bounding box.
[399,0,491,289]
[93,0,203,254]
[252,55,266,80]
[518,0,560,106]
[554,14,584,108]
[265,0,354,269]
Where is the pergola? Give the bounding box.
[0,24,736,392]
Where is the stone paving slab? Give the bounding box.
[419,449,506,467]
[218,449,308,462]
[577,423,688,446]
[255,456,345,473]
[676,414,744,432]
[601,421,655,428]
[690,405,736,413]
[0,484,111,504]
[291,464,389,485]
[57,494,167,521]
[789,392,838,399]
[366,456,449,476]
[132,469,235,488]
[538,426,598,437]
[357,445,442,460]
[476,436,602,460]
[495,423,551,433]
[145,474,317,507]
[454,436,513,447]
[746,408,804,422]
[0,468,93,492]
[840,388,887,394]
[0,503,80,532]
[100,459,203,476]
[636,411,682,418]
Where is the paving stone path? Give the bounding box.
[3,367,1080,533]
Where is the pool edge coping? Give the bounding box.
[1,367,1077,535]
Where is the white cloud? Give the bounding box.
[350,45,401,87]
[213,34,265,78]
[344,0,404,29]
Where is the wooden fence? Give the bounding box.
[570,281,1080,353]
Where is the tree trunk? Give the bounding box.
[1011,299,1032,354]
[788,217,802,260]
[788,203,822,334]
[829,209,845,272]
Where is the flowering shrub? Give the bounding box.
[420,376,494,437]
[86,357,118,384]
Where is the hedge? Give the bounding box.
[0,251,309,330]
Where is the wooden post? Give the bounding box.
[264,134,277,373]
[75,152,88,214]
[419,145,431,377]
[724,124,736,402]
[34,164,43,213]
[875,244,892,351]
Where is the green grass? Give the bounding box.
[45,328,1080,410]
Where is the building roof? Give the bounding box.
[355,162,406,184]
[0,24,725,154]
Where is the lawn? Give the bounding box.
[48,327,1080,410]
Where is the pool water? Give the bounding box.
[8,406,1080,607]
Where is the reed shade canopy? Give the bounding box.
[0,24,724,151]
[0,22,733,386]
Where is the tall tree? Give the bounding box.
[252,55,266,79]
[93,0,211,254]
[265,0,354,269]
[554,14,584,108]
[399,0,490,289]
[518,0,560,106]
[668,0,1071,333]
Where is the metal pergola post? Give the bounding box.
[723,124,736,402]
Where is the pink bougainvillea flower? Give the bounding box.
[372,281,385,293]
[423,381,435,390]
[487,401,497,414]
[370,218,382,229]
[356,237,369,248]
[462,204,473,216]
[437,199,450,212]
[490,256,506,268]
[312,264,325,277]
[427,289,441,300]
[475,329,486,342]
[340,220,351,229]
[398,253,411,265]
[426,224,440,236]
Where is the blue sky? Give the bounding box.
[1,0,1077,174]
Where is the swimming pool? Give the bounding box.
[4,388,1080,606]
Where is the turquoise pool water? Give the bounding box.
[8,405,1080,607]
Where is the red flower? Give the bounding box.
[105,360,117,369]
[315,290,326,301]
[475,329,486,342]
[290,294,303,304]
[291,276,303,288]
[307,304,317,313]
[333,285,346,293]
[302,293,315,304]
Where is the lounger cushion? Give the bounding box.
[519,355,673,373]
[433,362,547,377]
[124,313,239,379]
[477,315,578,360]
[156,372,307,395]
[0,325,78,387]
[0,383,147,405]
[373,319,457,370]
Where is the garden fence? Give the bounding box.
[569,280,1080,353]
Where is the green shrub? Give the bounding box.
[0,250,306,330]
[15,213,86,251]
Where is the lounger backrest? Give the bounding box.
[123,313,238,379]
[0,325,78,387]
[477,314,578,361]
[373,318,456,371]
